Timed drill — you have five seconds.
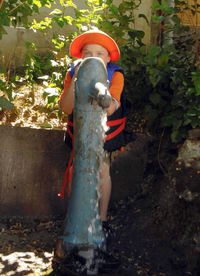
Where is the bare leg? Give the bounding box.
[99,161,111,222]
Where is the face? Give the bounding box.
[81,44,110,65]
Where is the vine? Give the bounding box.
[127,0,200,142]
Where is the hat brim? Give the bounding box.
[69,30,120,62]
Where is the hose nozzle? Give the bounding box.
[94,82,111,108]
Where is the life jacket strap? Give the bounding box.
[64,117,127,141]
[105,117,126,141]
[58,117,126,198]
[58,150,73,199]
[58,120,74,199]
[66,120,73,139]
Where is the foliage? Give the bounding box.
[0,0,144,113]
[0,0,53,40]
[0,0,200,143]
[0,0,54,109]
[133,0,200,143]
[95,0,197,144]
[25,0,107,113]
[96,0,200,143]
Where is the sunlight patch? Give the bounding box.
[0,251,53,275]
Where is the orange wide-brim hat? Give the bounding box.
[69,30,120,62]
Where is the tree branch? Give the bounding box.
[9,1,25,14]
[0,0,4,10]
[157,128,168,178]
[194,0,199,64]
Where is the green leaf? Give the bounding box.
[146,46,161,59]
[152,14,164,24]
[0,97,14,110]
[33,0,42,8]
[52,17,64,28]
[149,93,161,105]
[58,109,63,119]
[192,72,200,95]
[152,0,161,10]
[186,87,195,95]
[172,118,182,129]
[171,129,178,143]
[33,3,40,13]
[40,122,52,128]
[187,109,197,116]
[161,0,169,11]
[101,20,113,31]
[183,118,191,126]
[63,16,74,25]
[65,0,77,8]
[138,13,149,25]
[161,115,173,127]
[50,9,63,16]
[0,12,10,26]
[158,53,169,66]
[191,119,200,128]
[110,4,119,16]
[148,69,162,87]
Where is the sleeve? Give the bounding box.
[59,71,72,100]
[109,71,124,106]
[59,70,124,104]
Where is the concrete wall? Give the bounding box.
[0,0,153,69]
[0,125,149,218]
[0,1,80,69]
[0,125,69,218]
[133,0,153,47]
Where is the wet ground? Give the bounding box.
[1,131,200,276]
[1,170,199,276]
[0,194,159,276]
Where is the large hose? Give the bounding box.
[61,57,111,254]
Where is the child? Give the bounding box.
[59,29,127,232]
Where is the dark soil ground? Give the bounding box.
[1,85,200,276]
[0,193,167,276]
[1,164,199,276]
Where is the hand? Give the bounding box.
[107,99,118,116]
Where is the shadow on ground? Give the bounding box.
[1,176,200,276]
[1,135,200,275]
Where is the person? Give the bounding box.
[58,29,128,235]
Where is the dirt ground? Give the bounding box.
[1,85,200,275]
[1,167,199,276]
[0,192,172,276]
[0,84,67,130]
